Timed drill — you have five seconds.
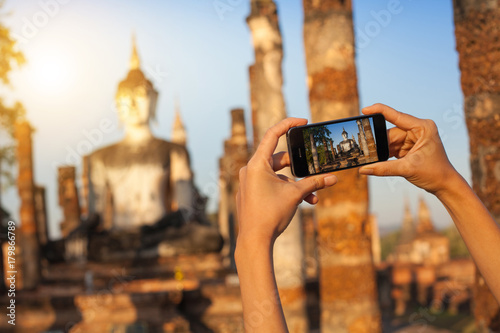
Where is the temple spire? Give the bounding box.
[172,97,187,146]
[416,196,434,234]
[399,197,415,245]
[130,34,140,70]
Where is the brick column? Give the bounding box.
[219,108,249,269]
[302,1,381,331]
[58,166,81,238]
[34,185,48,246]
[453,1,500,331]
[15,120,40,290]
[247,1,308,331]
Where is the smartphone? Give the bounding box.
[286,114,389,177]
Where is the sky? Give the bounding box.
[1,0,469,239]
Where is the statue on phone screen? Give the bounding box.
[338,127,359,156]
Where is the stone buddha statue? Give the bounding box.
[338,127,358,156]
[82,38,222,260]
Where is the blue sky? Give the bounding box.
[1,0,468,238]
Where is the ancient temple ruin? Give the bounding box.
[386,198,475,318]
[0,39,244,333]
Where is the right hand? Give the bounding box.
[359,103,458,195]
[236,118,337,246]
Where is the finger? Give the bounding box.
[236,189,241,207]
[271,151,290,171]
[303,193,319,205]
[238,166,247,183]
[362,103,422,131]
[256,118,308,159]
[359,159,409,177]
[237,167,247,202]
[387,127,408,158]
[296,173,337,196]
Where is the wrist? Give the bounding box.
[235,232,274,264]
[433,169,469,203]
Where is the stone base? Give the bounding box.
[0,254,243,333]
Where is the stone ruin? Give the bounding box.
[383,199,475,318]
[0,39,244,333]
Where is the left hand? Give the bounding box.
[236,118,337,246]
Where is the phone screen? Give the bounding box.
[287,114,388,177]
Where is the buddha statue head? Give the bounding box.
[342,127,348,141]
[115,36,158,129]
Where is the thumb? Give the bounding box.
[296,173,337,197]
[359,160,409,177]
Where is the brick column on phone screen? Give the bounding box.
[357,119,369,157]
[302,1,382,332]
[362,118,377,158]
[453,2,500,331]
[218,108,250,269]
[247,0,309,330]
[15,120,40,290]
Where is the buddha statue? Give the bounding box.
[338,127,359,156]
[82,38,222,260]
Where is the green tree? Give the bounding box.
[441,224,470,259]
[0,1,26,218]
[304,126,332,171]
[380,230,401,261]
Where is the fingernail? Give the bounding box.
[324,175,337,186]
[359,168,374,175]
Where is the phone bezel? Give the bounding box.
[286,113,389,178]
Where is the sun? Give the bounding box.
[30,49,73,93]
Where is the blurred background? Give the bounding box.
[1,0,468,237]
[1,0,498,332]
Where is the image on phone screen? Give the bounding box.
[302,118,379,174]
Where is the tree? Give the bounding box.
[304,126,331,172]
[0,1,26,219]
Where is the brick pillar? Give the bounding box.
[302,1,381,331]
[34,185,48,246]
[415,265,436,306]
[452,1,500,331]
[81,155,90,218]
[370,215,381,267]
[15,120,40,290]
[58,166,81,238]
[219,108,249,269]
[391,265,412,316]
[247,1,308,331]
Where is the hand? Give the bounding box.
[236,118,337,245]
[359,103,458,195]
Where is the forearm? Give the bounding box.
[436,172,500,302]
[235,236,288,333]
